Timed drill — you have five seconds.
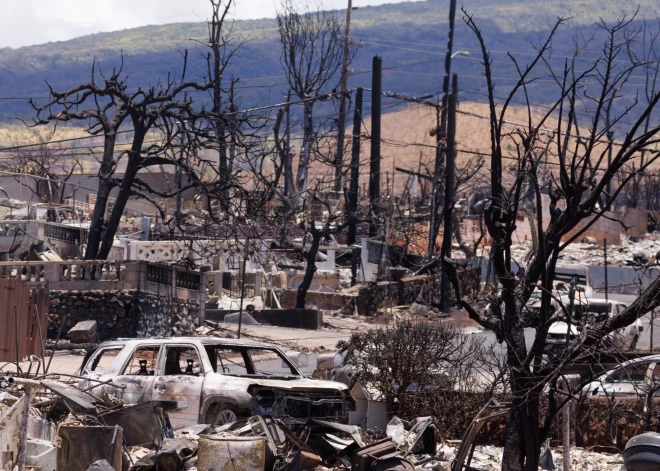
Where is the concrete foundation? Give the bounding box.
[205,308,323,330]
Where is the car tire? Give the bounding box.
[210,404,240,425]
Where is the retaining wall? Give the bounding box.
[47,289,200,340]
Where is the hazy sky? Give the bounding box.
[1,0,412,49]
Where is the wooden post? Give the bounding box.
[428,0,457,256]
[348,87,363,247]
[369,56,382,238]
[563,399,571,471]
[440,74,458,312]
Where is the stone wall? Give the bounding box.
[134,291,199,338]
[48,289,199,340]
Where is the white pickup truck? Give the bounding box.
[79,337,355,429]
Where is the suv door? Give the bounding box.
[154,344,205,429]
[108,345,161,404]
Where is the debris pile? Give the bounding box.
[500,237,660,267]
[437,444,624,471]
[0,372,448,471]
[0,373,631,471]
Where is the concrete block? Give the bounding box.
[206,308,323,330]
[67,320,98,343]
[271,272,287,289]
[26,438,57,471]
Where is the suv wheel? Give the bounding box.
[210,404,239,425]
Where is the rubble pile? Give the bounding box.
[438,444,624,471]
[497,236,660,267]
[0,373,636,471]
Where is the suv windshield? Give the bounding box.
[204,345,301,378]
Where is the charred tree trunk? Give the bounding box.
[283,91,294,202]
[296,99,314,200]
[214,62,228,210]
[97,121,150,260]
[85,133,118,260]
[295,225,321,309]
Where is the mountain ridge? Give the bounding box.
[0,0,656,120]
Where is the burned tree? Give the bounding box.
[195,0,243,210]
[0,131,83,204]
[29,56,211,259]
[277,0,347,202]
[444,11,660,470]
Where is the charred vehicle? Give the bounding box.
[544,299,642,356]
[79,338,355,429]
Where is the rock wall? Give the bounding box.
[134,291,199,338]
[47,289,199,340]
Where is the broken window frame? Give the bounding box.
[121,345,162,376]
[160,344,205,376]
[203,345,301,377]
[81,346,123,375]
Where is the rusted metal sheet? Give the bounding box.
[56,426,123,471]
[0,279,48,362]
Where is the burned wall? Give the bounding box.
[275,290,355,315]
[47,289,199,340]
[356,267,480,316]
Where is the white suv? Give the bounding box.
[80,337,355,429]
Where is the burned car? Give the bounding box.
[582,355,660,398]
[79,338,355,429]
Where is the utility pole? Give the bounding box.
[428,0,457,256]
[440,74,458,312]
[348,88,363,247]
[334,0,355,193]
[369,56,382,238]
[349,88,363,286]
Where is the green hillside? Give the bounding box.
[0,0,656,120]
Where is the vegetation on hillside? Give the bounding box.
[0,0,656,125]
